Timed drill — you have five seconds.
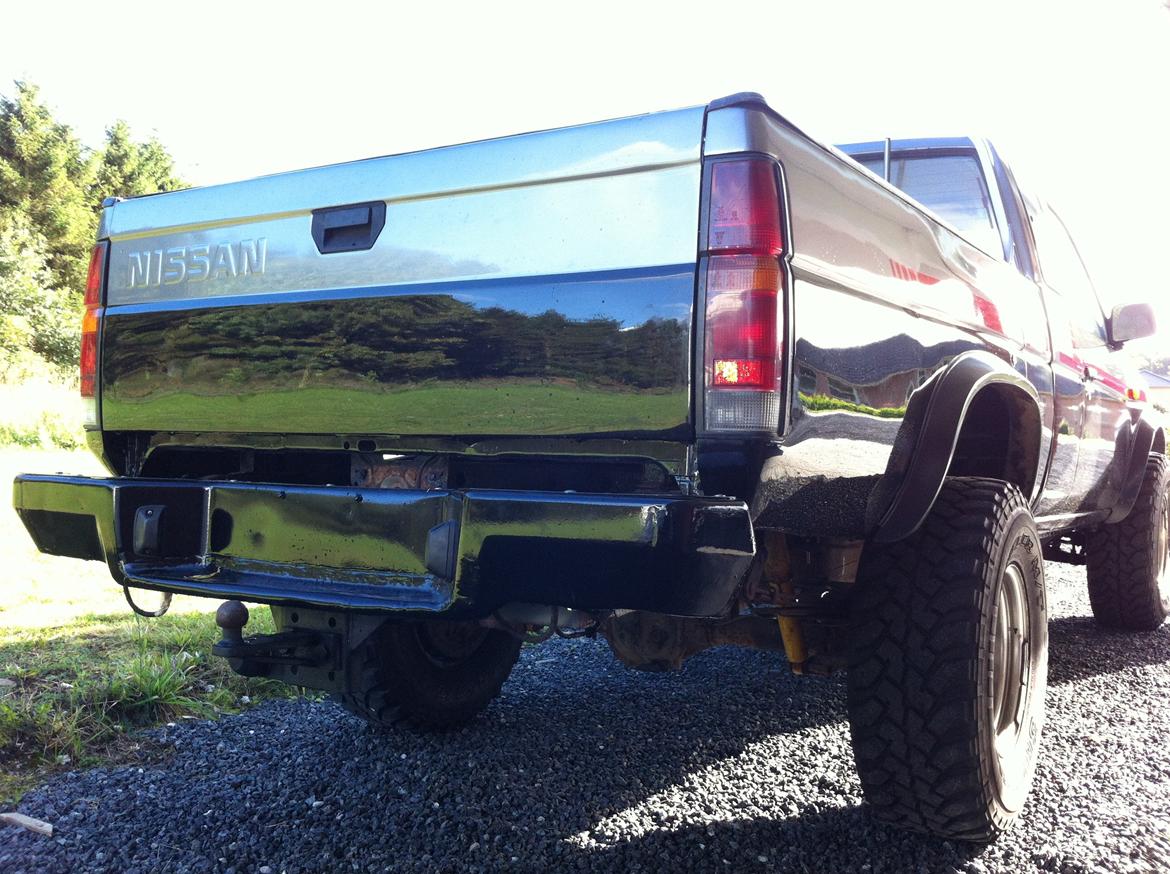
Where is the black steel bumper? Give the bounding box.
[13,475,755,618]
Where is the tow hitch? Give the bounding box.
[212,600,337,678]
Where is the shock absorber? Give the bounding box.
[763,532,807,674]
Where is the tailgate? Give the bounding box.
[97,108,705,438]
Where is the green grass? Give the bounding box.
[0,611,299,802]
[0,378,84,449]
[0,447,300,803]
[103,381,687,434]
[0,411,83,450]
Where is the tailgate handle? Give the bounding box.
[311,201,387,254]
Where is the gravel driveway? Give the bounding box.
[2,563,1168,873]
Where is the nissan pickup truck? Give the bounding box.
[14,93,1164,842]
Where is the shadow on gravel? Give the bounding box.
[1,641,857,873]
[1047,616,1170,686]
[390,641,849,826]
[13,568,1170,872]
[569,808,995,874]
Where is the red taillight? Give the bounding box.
[80,314,98,398]
[708,160,784,255]
[85,243,105,309]
[703,159,785,433]
[81,242,107,400]
[706,256,780,390]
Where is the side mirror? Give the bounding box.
[1109,302,1157,345]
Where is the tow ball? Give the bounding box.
[212,600,334,678]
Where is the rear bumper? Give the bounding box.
[13,475,755,618]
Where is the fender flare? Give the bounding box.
[870,351,1043,543]
[1104,415,1164,524]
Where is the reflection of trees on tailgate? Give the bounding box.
[795,334,974,410]
[104,295,689,394]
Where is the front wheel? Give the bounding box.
[847,477,1048,841]
[1086,454,1170,631]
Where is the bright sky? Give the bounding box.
[3,0,1168,353]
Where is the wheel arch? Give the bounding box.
[869,351,1043,543]
[1105,415,1165,524]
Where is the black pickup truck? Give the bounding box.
[14,94,1163,841]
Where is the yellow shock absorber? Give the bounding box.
[777,615,806,675]
[764,533,806,674]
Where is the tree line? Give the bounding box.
[0,81,182,380]
[106,294,689,395]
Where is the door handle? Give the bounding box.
[311,201,387,254]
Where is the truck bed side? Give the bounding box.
[699,102,1055,537]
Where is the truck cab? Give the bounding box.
[837,135,1153,528]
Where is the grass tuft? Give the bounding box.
[0,610,303,802]
[1,446,309,803]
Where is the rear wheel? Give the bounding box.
[340,620,522,729]
[847,477,1048,841]
[1085,454,1170,631]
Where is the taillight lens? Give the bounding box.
[707,256,780,390]
[703,159,785,433]
[81,242,107,417]
[708,160,784,255]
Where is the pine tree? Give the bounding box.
[0,81,97,303]
[92,120,183,201]
[0,208,78,375]
[0,81,185,376]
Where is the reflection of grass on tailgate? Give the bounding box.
[104,383,687,433]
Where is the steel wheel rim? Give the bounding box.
[992,562,1031,758]
[415,622,488,667]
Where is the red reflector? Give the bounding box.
[80,332,98,398]
[707,160,783,255]
[81,242,107,399]
[971,292,1004,333]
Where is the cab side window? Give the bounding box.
[987,148,1036,280]
[1029,208,1106,348]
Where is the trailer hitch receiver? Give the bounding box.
[212,600,335,677]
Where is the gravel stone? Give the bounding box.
[0,564,1167,872]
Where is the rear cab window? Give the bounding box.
[837,137,1051,355]
[854,151,1002,259]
